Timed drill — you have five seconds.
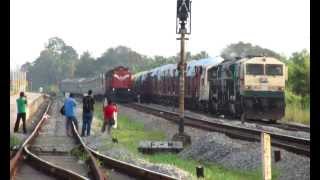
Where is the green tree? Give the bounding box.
[221,41,281,60]
[27,37,79,90]
[75,51,96,77]
[287,49,310,96]
[192,51,209,60]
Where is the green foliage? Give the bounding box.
[70,146,89,161]
[286,49,310,97]
[284,90,309,124]
[285,90,309,108]
[282,50,310,124]
[192,51,209,60]
[10,134,21,148]
[23,37,79,91]
[75,51,96,77]
[284,103,309,125]
[221,41,281,60]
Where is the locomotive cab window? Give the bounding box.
[266,64,283,76]
[246,64,264,75]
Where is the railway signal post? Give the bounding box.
[172,0,192,146]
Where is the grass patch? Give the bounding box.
[94,103,165,152]
[10,134,21,148]
[112,116,165,152]
[145,153,275,180]
[283,104,310,125]
[70,146,89,161]
[283,90,310,125]
[93,102,279,179]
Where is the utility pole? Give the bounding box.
[172,0,192,146]
[178,28,186,134]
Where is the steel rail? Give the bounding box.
[275,121,310,132]
[24,146,89,180]
[10,100,106,180]
[126,103,310,157]
[71,121,106,180]
[87,146,178,180]
[10,100,52,179]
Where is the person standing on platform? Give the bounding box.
[14,92,28,134]
[81,90,95,137]
[64,93,79,136]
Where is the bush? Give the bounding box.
[285,90,309,109]
[284,90,309,124]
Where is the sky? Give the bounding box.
[10,0,310,69]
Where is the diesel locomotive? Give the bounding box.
[208,56,287,121]
[60,66,134,102]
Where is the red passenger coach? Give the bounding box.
[105,66,134,102]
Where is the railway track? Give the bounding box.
[10,97,178,180]
[10,99,104,180]
[145,103,309,133]
[124,103,310,157]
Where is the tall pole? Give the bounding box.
[178,31,186,134]
[173,0,191,145]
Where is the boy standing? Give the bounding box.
[14,92,28,134]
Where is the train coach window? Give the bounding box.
[246,64,264,75]
[266,64,283,75]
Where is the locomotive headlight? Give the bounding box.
[112,88,115,91]
[246,86,251,90]
[278,87,284,91]
[128,89,131,91]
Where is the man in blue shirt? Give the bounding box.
[64,93,79,136]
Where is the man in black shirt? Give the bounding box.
[81,90,95,136]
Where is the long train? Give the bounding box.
[133,56,287,122]
[59,66,134,102]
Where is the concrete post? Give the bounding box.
[261,132,272,180]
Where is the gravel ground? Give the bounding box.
[147,103,310,139]
[118,104,310,180]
